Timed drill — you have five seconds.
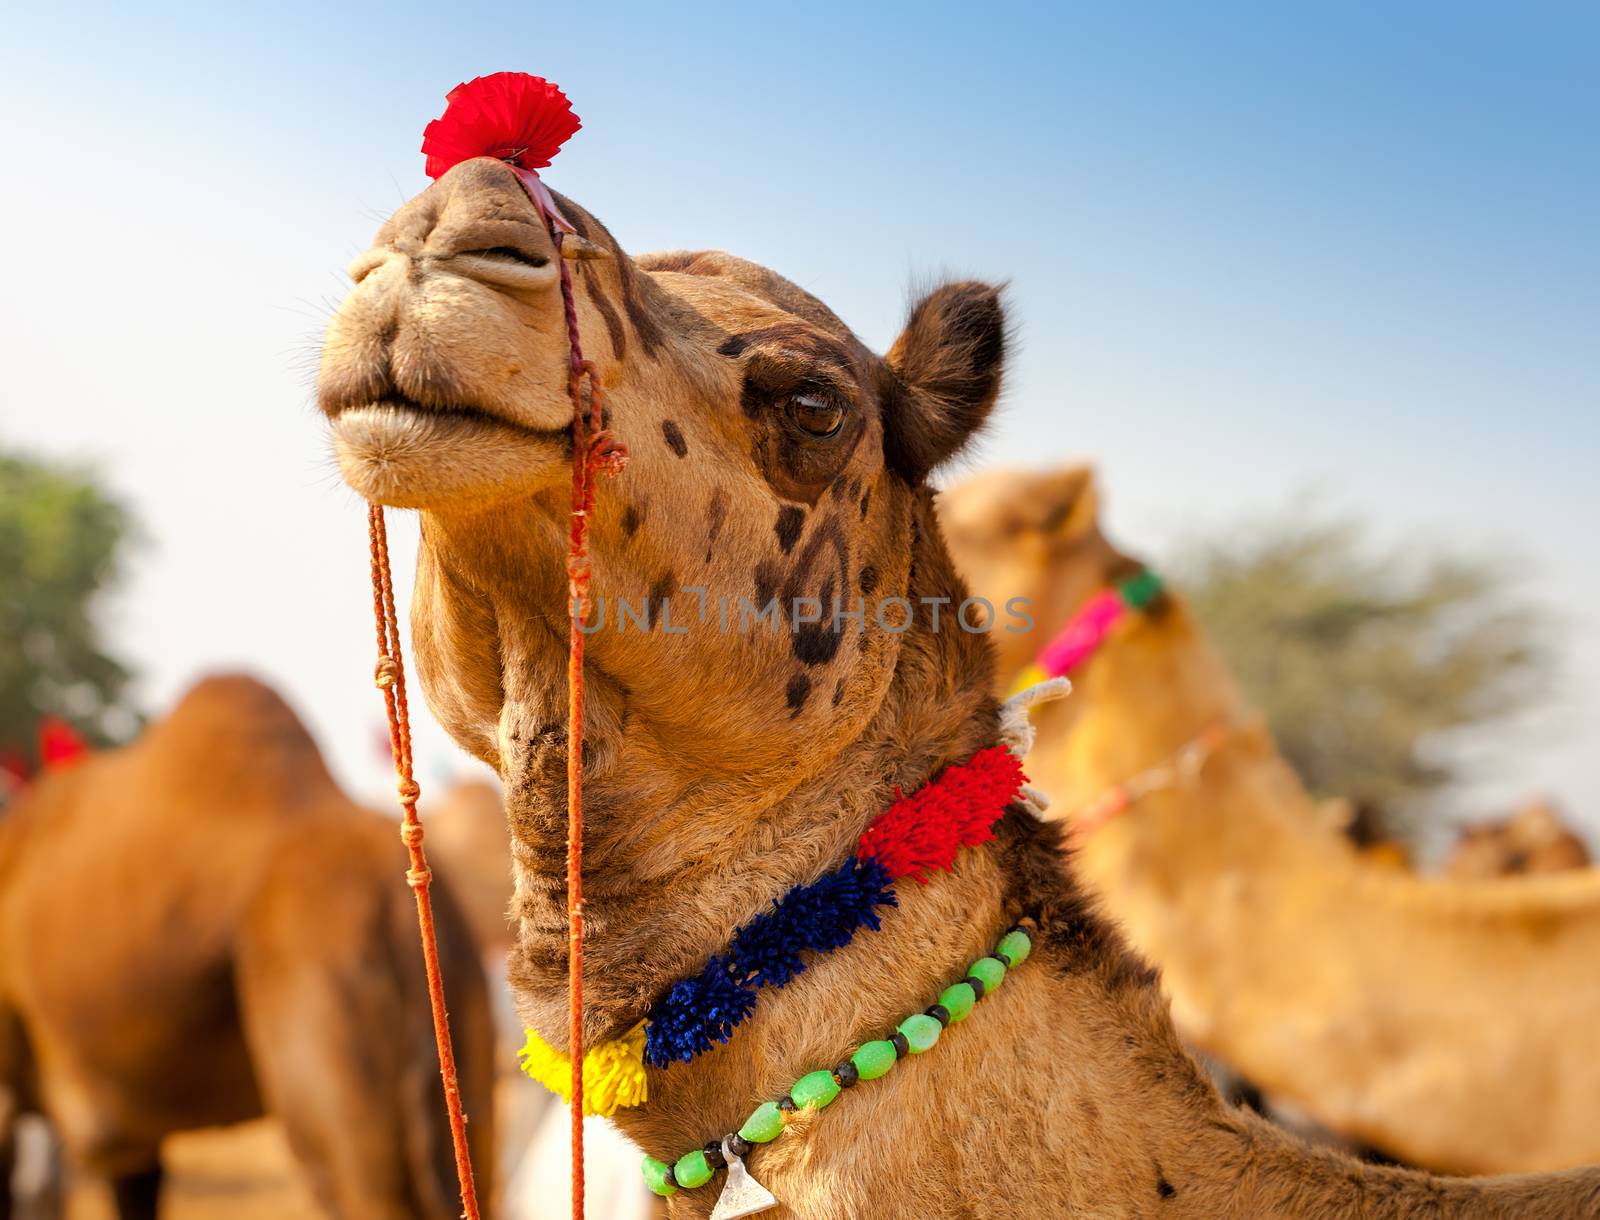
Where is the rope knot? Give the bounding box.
[400,820,425,846]
[374,656,401,689]
[588,432,629,477]
[567,362,601,416]
[397,778,422,804]
[406,866,433,889]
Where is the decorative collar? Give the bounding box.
[642,920,1038,1213]
[518,744,1026,1114]
[1011,568,1163,693]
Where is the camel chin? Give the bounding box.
[330,402,569,509]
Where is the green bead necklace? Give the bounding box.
[641,924,1034,1206]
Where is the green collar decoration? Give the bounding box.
[640,923,1035,1217]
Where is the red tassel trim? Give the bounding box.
[857,745,1025,884]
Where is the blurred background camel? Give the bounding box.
[940,466,1600,1176]
[1444,799,1591,879]
[0,675,495,1219]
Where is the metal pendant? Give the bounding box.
[709,1135,778,1220]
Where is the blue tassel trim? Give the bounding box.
[643,855,896,1067]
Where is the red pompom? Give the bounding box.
[857,746,1026,883]
[421,72,581,180]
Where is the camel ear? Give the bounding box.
[881,282,1006,481]
[1026,465,1100,540]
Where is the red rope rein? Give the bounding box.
[366,176,622,1220]
[552,222,628,1214]
[559,239,596,1220]
[367,504,483,1220]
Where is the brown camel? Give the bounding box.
[1445,800,1592,880]
[424,779,516,960]
[940,464,1600,1176]
[0,675,496,1220]
[317,156,1600,1216]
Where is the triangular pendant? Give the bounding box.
[709,1137,779,1220]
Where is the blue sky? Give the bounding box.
[3,2,1596,834]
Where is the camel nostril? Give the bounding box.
[348,249,390,284]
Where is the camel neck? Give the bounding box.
[613,806,1600,1219]
[504,662,1002,1049]
[1047,598,1335,863]
[495,491,1004,1049]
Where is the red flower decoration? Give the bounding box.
[421,72,581,180]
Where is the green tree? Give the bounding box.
[0,447,141,766]
[1174,510,1548,838]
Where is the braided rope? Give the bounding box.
[367,504,482,1220]
[558,240,597,1220]
[367,171,622,1220]
[524,175,627,1220]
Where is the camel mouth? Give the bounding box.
[329,399,573,509]
[340,395,573,443]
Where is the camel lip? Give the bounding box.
[330,401,574,508]
[350,394,574,443]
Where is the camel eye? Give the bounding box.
[786,393,844,438]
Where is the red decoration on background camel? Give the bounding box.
[38,716,89,769]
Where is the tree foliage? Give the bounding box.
[0,447,141,766]
[1175,510,1548,834]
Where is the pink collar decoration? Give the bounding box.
[421,71,582,233]
[1011,569,1164,693]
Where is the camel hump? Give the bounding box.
[140,673,342,804]
[163,672,309,730]
[152,673,323,757]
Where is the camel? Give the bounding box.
[425,778,517,961]
[0,674,496,1219]
[939,464,1600,1177]
[316,154,1600,1216]
[1445,800,1592,880]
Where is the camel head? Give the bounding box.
[942,465,1256,815]
[938,465,1138,683]
[319,156,1007,817]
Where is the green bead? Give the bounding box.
[674,1149,713,1189]
[1120,569,1163,610]
[739,1100,786,1144]
[851,1039,898,1080]
[969,955,1007,993]
[791,1068,842,1110]
[997,929,1033,967]
[939,981,977,1022]
[898,1012,942,1053]
[641,1156,678,1196]
[673,1149,713,1190]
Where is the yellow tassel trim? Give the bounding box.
[517,1021,648,1116]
